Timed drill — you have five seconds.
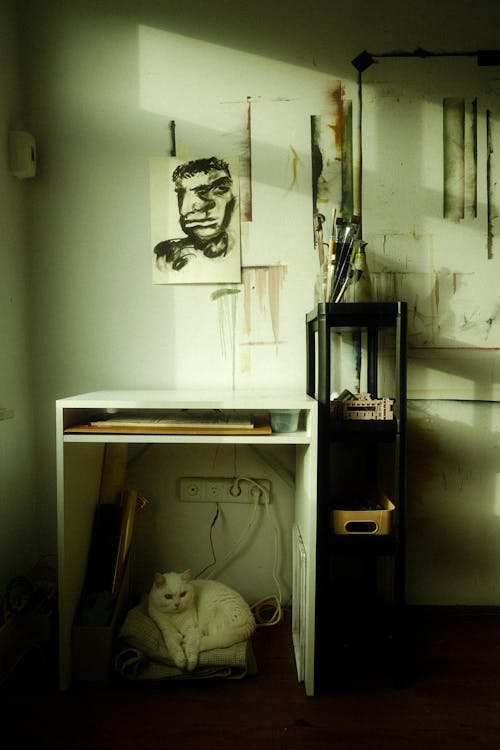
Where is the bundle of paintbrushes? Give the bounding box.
[329,214,360,302]
[318,212,361,303]
[315,211,370,303]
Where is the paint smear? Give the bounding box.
[434,271,440,312]
[341,99,354,220]
[169,120,176,157]
[242,265,287,347]
[288,145,301,190]
[211,288,240,302]
[326,83,344,159]
[311,113,342,215]
[443,98,465,221]
[310,80,343,217]
[464,98,478,218]
[211,289,240,371]
[310,115,324,217]
[311,82,356,222]
[267,267,282,345]
[487,108,493,258]
[238,98,253,222]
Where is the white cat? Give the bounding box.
[147,570,255,672]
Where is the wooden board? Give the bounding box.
[65,415,272,436]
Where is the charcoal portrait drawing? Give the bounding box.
[150,156,241,284]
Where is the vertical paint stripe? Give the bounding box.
[255,268,268,314]
[169,120,176,157]
[443,98,465,221]
[464,98,477,218]
[310,115,323,217]
[241,266,286,347]
[243,270,252,335]
[341,99,354,220]
[471,98,478,218]
[288,145,301,190]
[355,70,363,225]
[310,81,343,218]
[268,266,286,348]
[487,108,493,259]
[239,99,253,222]
[245,98,253,220]
[328,83,344,159]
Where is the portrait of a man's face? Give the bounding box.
[150,156,241,285]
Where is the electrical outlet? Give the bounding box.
[184,481,202,499]
[179,477,271,504]
[206,482,224,501]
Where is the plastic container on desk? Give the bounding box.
[269,409,300,433]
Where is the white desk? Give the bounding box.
[56,390,318,694]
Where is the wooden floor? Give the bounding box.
[3,608,500,749]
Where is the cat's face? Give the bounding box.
[150,570,194,613]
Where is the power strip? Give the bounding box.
[179,477,271,503]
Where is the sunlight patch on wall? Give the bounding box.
[137,24,354,194]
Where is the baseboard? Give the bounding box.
[406,604,500,618]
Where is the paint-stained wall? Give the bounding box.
[12,0,500,605]
[363,58,500,389]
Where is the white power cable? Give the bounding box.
[202,476,284,626]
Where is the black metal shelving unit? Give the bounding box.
[306,302,407,689]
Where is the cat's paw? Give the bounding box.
[186,654,199,672]
[172,648,187,670]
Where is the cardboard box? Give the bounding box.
[332,492,395,536]
[72,565,129,683]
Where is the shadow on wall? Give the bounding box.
[406,399,500,605]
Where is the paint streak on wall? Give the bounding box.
[434,271,440,313]
[310,80,343,218]
[341,99,354,221]
[242,265,287,347]
[486,105,500,260]
[465,99,478,218]
[443,98,465,221]
[288,145,301,190]
[239,98,253,222]
[169,120,176,157]
[443,97,478,223]
[486,108,497,259]
[327,83,344,158]
[311,81,355,224]
[211,288,240,361]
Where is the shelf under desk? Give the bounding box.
[56,390,318,695]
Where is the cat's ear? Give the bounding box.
[181,569,192,582]
[154,572,165,587]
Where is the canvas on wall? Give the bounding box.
[150,155,242,285]
[362,58,500,345]
[360,57,500,399]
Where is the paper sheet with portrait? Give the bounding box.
[150,155,241,285]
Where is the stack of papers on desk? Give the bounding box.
[92,411,254,429]
[65,410,273,435]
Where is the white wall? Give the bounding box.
[0,0,38,594]
[12,0,500,605]
[407,399,500,605]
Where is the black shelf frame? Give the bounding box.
[306,301,408,689]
